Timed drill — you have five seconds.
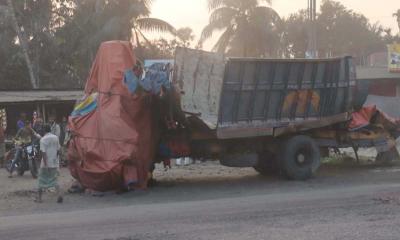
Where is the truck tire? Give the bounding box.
[254,151,280,176]
[280,135,320,180]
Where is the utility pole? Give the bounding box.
[306,0,317,58]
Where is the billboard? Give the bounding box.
[388,43,400,73]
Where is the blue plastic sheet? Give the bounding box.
[123,62,172,95]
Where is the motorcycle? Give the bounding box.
[6,141,40,178]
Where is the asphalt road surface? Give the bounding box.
[1,163,400,240]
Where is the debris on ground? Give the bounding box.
[373,193,400,205]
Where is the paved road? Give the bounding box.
[2,167,400,240]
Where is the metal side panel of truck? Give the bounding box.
[174,47,356,139]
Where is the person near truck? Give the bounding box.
[16,112,27,130]
[35,124,63,203]
[49,116,61,139]
[8,120,41,178]
[33,117,45,137]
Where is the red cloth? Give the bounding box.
[349,105,400,131]
[348,106,377,131]
[68,41,157,191]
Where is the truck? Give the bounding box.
[68,42,399,191]
[158,47,398,180]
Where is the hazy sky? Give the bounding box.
[151,0,400,48]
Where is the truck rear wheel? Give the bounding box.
[254,151,280,176]
[280,135,320,180]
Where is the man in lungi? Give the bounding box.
[35,124,63,203]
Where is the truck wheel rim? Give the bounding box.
[295,148,312,167]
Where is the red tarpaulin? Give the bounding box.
[349,105,400,131]
[68,41,157,191]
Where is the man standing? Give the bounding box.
[16,112,26,130]
[59,117,67,147]
[36,124,63,203]
[33,117,45,137]
[8,120,41,178]
[49,116,61,139]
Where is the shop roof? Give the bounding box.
[0,90,84,103]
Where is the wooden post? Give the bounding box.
[42,103,46,122]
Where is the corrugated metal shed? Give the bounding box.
[0,90,84,103]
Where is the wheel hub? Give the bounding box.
[297,154,306,164]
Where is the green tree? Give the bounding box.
[283,0,390,62]
[394,9,400,33]
[318,0,384,59]
[282,10,309,58]
[199,0,282,57]
[0,2,30,89]
[136,27,196,59]
[0,0,176,89]
[54,0,176,87]
[176,27,195,47]
[5,0,42,89]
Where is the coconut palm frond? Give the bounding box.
[258,0,272,5]
[136,17,176,35]
[208,0,225,11]
[252,6,281,23]
[199,20,231,45]
[199,6,239,44]
[209,7,239,24]
[141,0,153,9]
[212,26,235,53]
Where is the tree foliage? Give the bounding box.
[136,27,196,59]
[1,0,399,91]
[200,0,282,57]
[283,0,399,61]
[394,9,400,32]
[0,0,176,90]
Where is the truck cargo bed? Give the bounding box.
[174,48,356,139]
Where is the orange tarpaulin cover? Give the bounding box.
[348,105,400,131]
[68,41,157,191]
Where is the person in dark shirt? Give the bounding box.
[33,117,45,137]
[59,117,67,146]
[8,120,41,178]
[16,112,27,130]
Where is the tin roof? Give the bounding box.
[0,90,84,103]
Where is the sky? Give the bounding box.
[150,0,400,49]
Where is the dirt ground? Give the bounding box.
[2,156,400,240]
[0,161,258,215]
[0,152,398,217]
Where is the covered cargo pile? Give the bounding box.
[68,41,161,191]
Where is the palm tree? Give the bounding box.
[199,0,282,57]
[55,0,177,84]
[83,0,176,50]
[394,9,400,33]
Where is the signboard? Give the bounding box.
[388,44,400,73]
